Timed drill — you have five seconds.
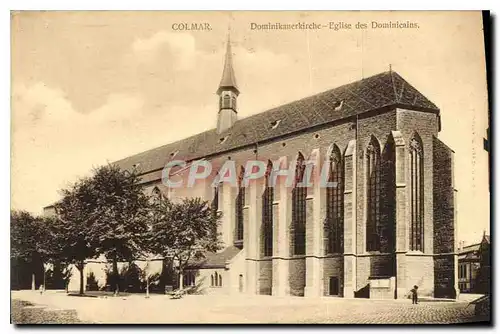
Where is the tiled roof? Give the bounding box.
[185,245,241,269]
[114,71,439,175]
[459,243,481,255]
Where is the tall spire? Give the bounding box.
[217,33,239,95]
[216,30,239,134]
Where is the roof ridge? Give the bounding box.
[390,71,439,110]
[113,71,440,174]
[225,71,392,124]
[113,72,391,165]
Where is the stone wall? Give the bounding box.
[432,136,457,298]
[322,256,343,296]
[258,259,273,295]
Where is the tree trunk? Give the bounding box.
[42,262,46,293]
[113,258,119,296]
[179,270,184,290]
[31,273,35,291]
[78,262,85,295]
[145,259,150,298]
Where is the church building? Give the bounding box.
[111,37,459,299]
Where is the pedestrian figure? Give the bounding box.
[39,284,44,295]
[411,285,418,304]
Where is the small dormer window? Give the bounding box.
[270,120,281,129]
[333,100,344,111]
[219,135,229,144]
[170,150,179,159]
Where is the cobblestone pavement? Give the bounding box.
[11,290,489,324]
[11,299,85,324]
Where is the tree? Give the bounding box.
[150,197,222,290]
[11,210,59,291]
[89,164,150,295]
[54,176,100,295]
[11,210,40,290]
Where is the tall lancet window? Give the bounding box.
[152,187,162,205]
[211,173,221,240]
[262,161,274,257]
[212,173,221,213]
[235,167,245,244]
[291,153,307,256]
[409,135,424,252]
[151,187,163,231]
[325,145,344,254]
[212,185,220,212]
[366,137,381,252]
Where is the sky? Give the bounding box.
[11,11,489,244]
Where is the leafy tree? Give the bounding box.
[11,211,38,263]
[11,210,58,290]
[149,198,222,290]
[54,176,100,294]
[89,164,151,295]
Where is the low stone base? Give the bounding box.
[369,277,396,300]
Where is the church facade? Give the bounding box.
[110,38,459,299]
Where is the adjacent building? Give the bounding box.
[458,234,491,294]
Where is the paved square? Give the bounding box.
[11,290,487,324]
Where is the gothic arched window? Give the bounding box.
[212,180,220,212]
[214,271,219,286]
[152,187,162,205]
[211,274,214,287]
[262,161,274,257]
[235,167,245,245]
[325,145,344,254]
[410,135,424,251]
[366,137,381,252]
[210,175,221,241]
[291,153,307,255]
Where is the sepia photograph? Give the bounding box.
[10,10,491,324]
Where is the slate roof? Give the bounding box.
[185,245,241,269]
[114,71,439,175]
